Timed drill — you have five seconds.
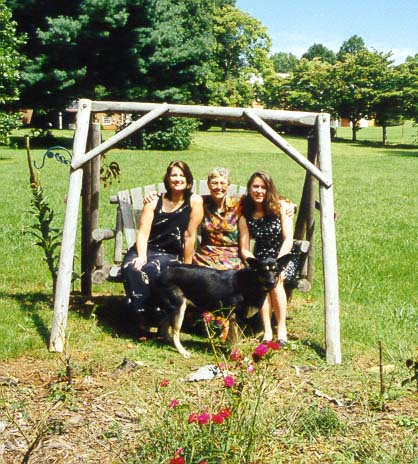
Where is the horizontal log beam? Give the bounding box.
[91,101,318,126]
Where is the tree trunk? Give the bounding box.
[351,119,357,142]
[382,125,387,145]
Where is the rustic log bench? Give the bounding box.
[91,181,311,293]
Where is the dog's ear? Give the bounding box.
[276,253,292,271]
[246,257,258,269]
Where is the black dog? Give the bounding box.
[156,255,292,357]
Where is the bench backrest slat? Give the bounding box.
[118,190,137,248]
[130,187,144,228]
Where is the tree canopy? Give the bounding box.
[0,0,26,142]
[302,43,336,64]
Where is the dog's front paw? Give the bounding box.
[180,348,192,359]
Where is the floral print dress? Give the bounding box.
[193,195,244,270]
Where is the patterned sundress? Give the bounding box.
[193,195,244,270]
[245,215,299,281]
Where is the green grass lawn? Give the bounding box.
[0,126,417,462]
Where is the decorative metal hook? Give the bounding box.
[34,146,72,170]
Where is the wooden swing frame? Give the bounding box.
[50,99,341,364]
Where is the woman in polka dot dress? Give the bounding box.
[238,171,296,345]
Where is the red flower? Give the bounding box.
[230,348,242,361]
[252,343,269,362]
[267,340,280,351]
[170,457,185,464]
[188,413,198,423]
[168,399,179,409]
[218,407,231,419]
[199,461,208,464]
[196,412,211,425]
[211,413,225,424]
[160,379,170,387]
[224,375,235,388]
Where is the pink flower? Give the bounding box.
[196,412,211,425]
[224,375,235,388]
[247,362,255,373]
[203,312,213,323]
[230,348,242,361]
[168,399,179,409]
[218,407,231,419]
[252,343,269,362]
[176,447,184,455]
[267,340,280,351]
[211,413,225,424]
[160,379,170,387]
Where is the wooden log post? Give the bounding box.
[50,99,92,352]
[305,136,318,283]
[317,114,341,365]
[81,122,101,297]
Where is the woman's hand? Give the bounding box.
[284,201,296,218]
[144,191,158,204]
[131,256,147,270]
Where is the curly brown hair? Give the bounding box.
[241,171,281,218]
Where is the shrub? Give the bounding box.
[117,117,199,150]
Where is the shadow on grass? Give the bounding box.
[0,291,52,346]
[333,137,418,155]
[300,338,326,359]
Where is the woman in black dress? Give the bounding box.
[238,171,296,345]
[122,160,203,324]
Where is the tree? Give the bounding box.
[8,0,217,112]
[398,54,418,124]
[333,49,394,141]
[206,4,273,108]
[373,66,405,145]
[271,52,299,73]
[336,35,366,61]
[273,58,335,114]
[0,0,26,143]
[302,43,336,64]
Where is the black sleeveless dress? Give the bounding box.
[122,192,192,314]
[245,215,299,281]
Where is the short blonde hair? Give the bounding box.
[207,167,230,185]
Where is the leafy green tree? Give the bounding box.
[266,58,334,114]
[271,52,299,73]
[399,54,418,124]
[333,49,393,141]
[302,43,336,64]
[207,4,273,107]
[373,66,405,145]
[0,0,26,143]
[336,35,366,61]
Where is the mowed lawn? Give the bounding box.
[0,127,416,361]
[0,126,417,463]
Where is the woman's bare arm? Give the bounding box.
[183,193,204,263]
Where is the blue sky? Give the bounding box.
[235,0,417,64]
